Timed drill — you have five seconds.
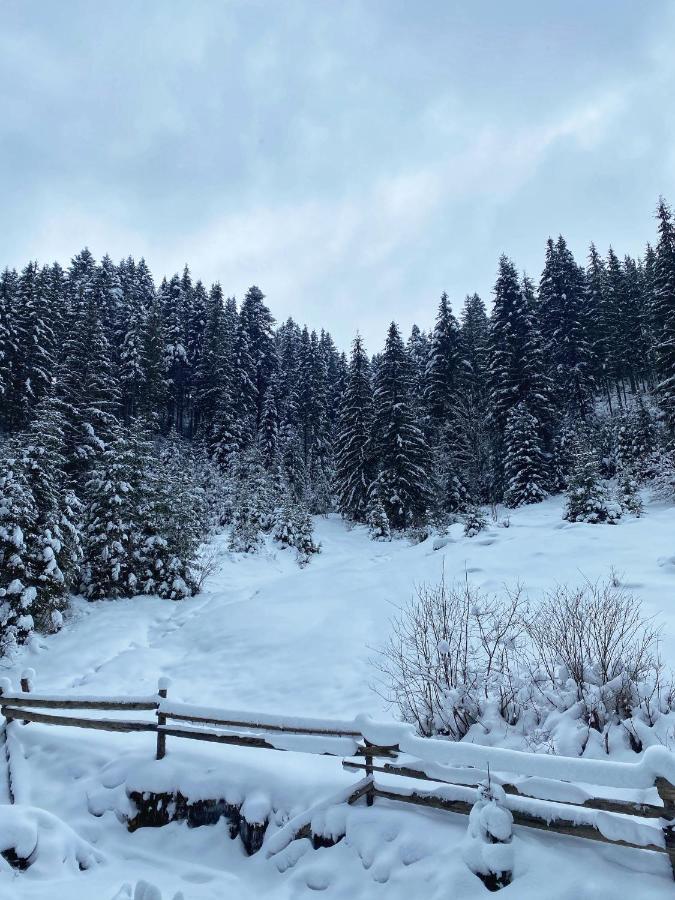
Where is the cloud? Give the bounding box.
[1,1,673,350]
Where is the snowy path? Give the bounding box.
[3,496,675,898]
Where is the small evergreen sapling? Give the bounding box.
[294,508,320,567]
[462,780,514,891]
[366,495,391,541]
[616,468,644,517]
[564,445,621,524]
[463,505,488,537]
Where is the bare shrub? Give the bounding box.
[527,579,665,731]
[193,544,223,593]
[372,574,527,738]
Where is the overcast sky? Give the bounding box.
[1,1,674,350]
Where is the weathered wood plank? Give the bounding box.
[1,707,157,734]
[162,710,361,738]
[0,695,158,711]
[343,760,668,819]
[372,786,666,855]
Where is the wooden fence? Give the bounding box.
[1,675,673,878]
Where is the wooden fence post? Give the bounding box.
[656,777,675,880]
[156,677,170,760]
[20,669,34,726]
[364,739,374,807]
[0,679,15,804]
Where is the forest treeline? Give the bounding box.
[1,198,674,654]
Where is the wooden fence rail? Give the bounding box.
[1,675,673,878]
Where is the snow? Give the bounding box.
[2,495,675,897]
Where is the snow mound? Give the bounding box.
[0,804,104,877]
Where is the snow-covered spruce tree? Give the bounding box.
[58,264,121,481]
[463,504,488,537]
[228,449,274,553]
[564,444,621,524]
[0,267,18,412]
[366,492,391,541]
[6,261,57,431]
[138,431,205,599]
[294,508,320,567]
[448,293,492,506]
[81,427,150,599]
[335,334,374,522]
[538,235,595,421]
[616,397,659,480]
[372,322,433,530]
[0,450,38,654]
[463,782,514,892]
[424,291,461,424]
[14,398,83,631]
[653,198,675,436]
[273,496,297,549]
[238,285,277,435]
[424,293,470,515]
[585,243,612,404]
[488,257,551,497]
[616,468,643,517]
[503,402,548,508]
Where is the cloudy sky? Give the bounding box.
[1,1,674,349]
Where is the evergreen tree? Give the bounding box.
[653,199,675,436]
[424,292,461,422]
[564,444,621,524]
[81,428,148,599]
[4,261,56,429]
[140,293,168,423]
[238,285,276,435]
[335,335,374,522]
[503,402,548,508]
[489,256,551,496]
[539,236,594,419]
[366,492,391,541]
[0,449,39,653]
[16,398,82,629]
[139,432,204,598]
[58,271,121,479]
[0,268,18,410]
[160,273,190,433]
[372,323,433,529]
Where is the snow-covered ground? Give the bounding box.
[2,496,675,898]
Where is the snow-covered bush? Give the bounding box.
[526,580,668,745]
[406,524,432,545]
[374,576,526,738]
[462,781,513,891]
[463,505,488,537]
[564,446,621,524]
[377,574,672,753]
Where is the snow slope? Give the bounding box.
[2,495,675,897]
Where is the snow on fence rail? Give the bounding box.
[1,674,674,876]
